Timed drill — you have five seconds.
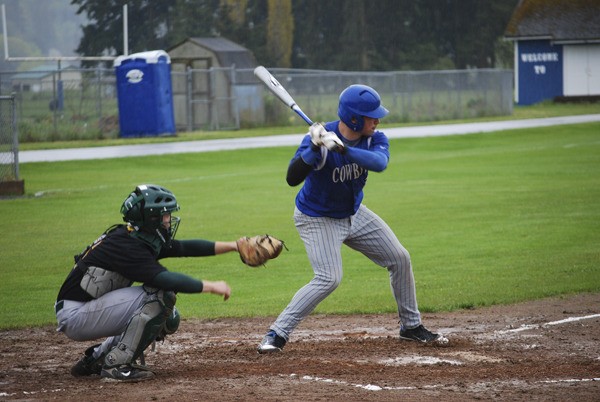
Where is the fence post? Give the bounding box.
[230,65,239,130]
[210,67,218,131]
[95,67,102,133]
[11,93,18,180]
[52,72,58,135]
[186,66,192,132]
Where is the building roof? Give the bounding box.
[504,0,600,42]
[168,37,257,69]
[189,37,248,53]
[10,64,79,80]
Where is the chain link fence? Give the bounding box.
[0,93,24,195]
[260,68,514,126]
[0,66,513,142]
[0,67,118,143]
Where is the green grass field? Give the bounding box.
[1,121,599,330]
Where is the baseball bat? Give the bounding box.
[253,66,313,125]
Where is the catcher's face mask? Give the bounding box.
[160,212,180,242]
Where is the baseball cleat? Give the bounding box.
[399,324,446,344]
[71,344,104,377]
[101,364,155,382]
[257,330,286,354]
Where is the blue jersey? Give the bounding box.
[293,121,390,218]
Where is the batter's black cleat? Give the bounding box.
[399,324,441,343]
[101,364,155,382]
[257,330,286,354]
[71,344,104,377]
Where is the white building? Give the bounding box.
[504,0,600,105]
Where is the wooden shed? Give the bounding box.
[504,0,600,105]
[167,37,261,130]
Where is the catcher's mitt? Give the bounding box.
[236,234,285,267]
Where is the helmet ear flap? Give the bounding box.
[121,192,145,226]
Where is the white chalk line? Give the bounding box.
[32,173,245,197]
[0,389,65,398]
[495,313,600,334]
[287,374,600,392]
[287,313,600,393]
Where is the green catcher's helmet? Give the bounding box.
[121,184,180,247]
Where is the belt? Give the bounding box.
[55,300,64,314]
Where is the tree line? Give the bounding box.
[71,0,518,71]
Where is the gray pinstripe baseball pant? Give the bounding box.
[271,204,422,340]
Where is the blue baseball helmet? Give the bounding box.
[337,84,389,132]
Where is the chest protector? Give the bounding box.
[74,225,132,298]
[80,265,132,299]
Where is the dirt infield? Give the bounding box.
[1,293,599,401]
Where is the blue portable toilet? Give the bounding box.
[114,50,175,137]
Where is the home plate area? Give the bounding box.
[0,293,598,401]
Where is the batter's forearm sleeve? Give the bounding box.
[151,271,204,293]
[345,147,388,172]
[287,151,315,186]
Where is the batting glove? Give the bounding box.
[322,132,345,153]
[309,122,326,147]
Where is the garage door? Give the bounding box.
[563,45,600,96]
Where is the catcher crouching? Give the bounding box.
[55,184,284,382]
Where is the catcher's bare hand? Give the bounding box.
[202,280,231,301]
[236,234,286,267]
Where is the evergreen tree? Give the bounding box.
[71,0,176,62]
[69,0,519,71]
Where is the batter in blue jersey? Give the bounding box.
[258,84,446,353]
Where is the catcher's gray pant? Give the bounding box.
[271,204,422,341]
[55,286,151,360]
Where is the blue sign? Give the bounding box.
[517,40,563,105]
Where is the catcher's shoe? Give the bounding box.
[71,344,104,377]
[399,324,441,343]
[257,330,286,354]
[101,364,154,382]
